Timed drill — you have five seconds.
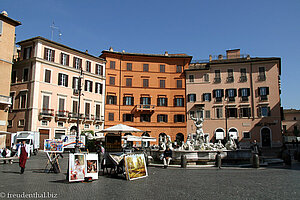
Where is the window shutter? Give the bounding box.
[266,87,269,95]
[238,89,241,97]
[51,50,55,62]
[247,88,250,96]
[225,89,228,97]
[221,89,224,97]
[58,73,62,85]
[61,53,63,64]
[174,98,176,106]
[66,55,69,66]
[90,81,93,92]
[239,108,243,118]
[202,94,205,101]
[248,108,251,117]
[187,94,190,102]
[65,75,68,87]
[79,59,82,69]
[84,80,87,91]
[99,84,103,94]
[149,97,151,105]
[258,87,261,96]
[72,77,76,89]
[131,97,134,105]
[208,93,211,101]
[95,65,98,74]
[44,48,48,59]
[95,83,98,93]
[140,97,143,104]
[174,115,177,123]
[114,96,117,104]
[213,90,216,98]
[234,89,237,97]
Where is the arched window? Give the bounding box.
[215,128,225,140]
[228,128,238,139]
[142,132,150,147]
[159,133,167,143]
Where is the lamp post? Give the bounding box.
[75,67,83,153]
[225,106,228,142]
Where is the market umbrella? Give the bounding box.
[100,124,144,133]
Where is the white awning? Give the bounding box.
[100,124,144,133]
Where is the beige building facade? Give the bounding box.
[282,109,300,142]
[0,11,21,148]
[8,37,106,148]
[185,49,282,148]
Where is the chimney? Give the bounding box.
[122,50,125,53]
[1,11,8,17]
[164,51,168,56]
[246,54,250,60]
[85,50,88,53]
[218,55,223,60]
[226,49,240,59]
[209,55,212,61]
[109,47,113,52]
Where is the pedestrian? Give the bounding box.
[251,140,260,155]
[163,146,172,168]
[18,140,30,174]
[2,148,7,164]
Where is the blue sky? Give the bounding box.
[2,0,300,109]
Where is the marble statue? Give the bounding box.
[225,135,237,150]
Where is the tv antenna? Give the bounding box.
[50,21,62,41]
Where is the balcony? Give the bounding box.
[226,76,234,83]
[258,74,266,81]
[55,110,68,121]
[39,109,54,120]
[214,77,221,83]
[135,104,155,112]
[84,114,95,123]
[260,95,268,101]
[239,76,247,82]
[0,95,11,105]
[94,115,104,124]
[68,112,84,121]
[241,96,249,102]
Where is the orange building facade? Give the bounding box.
[100,50,192,144]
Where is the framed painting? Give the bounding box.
[124,154,148,181]
[69,153,85,182]
[44,139,64,153]
[85,153,98,180]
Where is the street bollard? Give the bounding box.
[284,151,291,166]
[253,154,259,168]
[215,152,221,169]
[181,155,187,168]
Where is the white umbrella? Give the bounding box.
[101,124,144,133]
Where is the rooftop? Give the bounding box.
[0,11,21,26]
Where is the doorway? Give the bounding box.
[261,127,271,147]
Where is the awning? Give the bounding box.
[100,124,144,133]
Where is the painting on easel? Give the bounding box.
[69,153,85,182]
[44,139,64,153]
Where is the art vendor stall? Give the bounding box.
[44,139,63,173]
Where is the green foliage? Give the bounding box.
[86,139,97,152]
[81,130,94,136]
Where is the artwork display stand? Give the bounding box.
[44,152,61,173]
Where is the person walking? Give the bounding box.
[163,146,172,168]
[18,141,30,174]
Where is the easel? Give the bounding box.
[44,152,61,173]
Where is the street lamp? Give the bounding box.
[75,67,83,153]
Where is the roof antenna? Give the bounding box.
[50,21,62,41]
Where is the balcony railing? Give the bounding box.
[0,95,11,105]
[227,76,234,83]
[239,76,247,82]
[84,114,95,122]
[94,115,104,123]
[260,95,268,101]
[258,74,266,81]
[214,77,221,83]
[39,109,54,120]
[68,112,84,120]
[135,104,155,111]
[241,96,249,102]
[55,110,68,120]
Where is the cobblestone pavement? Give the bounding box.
[0,152,300,200]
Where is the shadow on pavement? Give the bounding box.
[2,171,21,174]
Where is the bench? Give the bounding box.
[0,157,19,164]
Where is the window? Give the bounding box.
[240,107,251,118]
[84,80,93,92]
[86,61,91,72]
[143,79,149,88]
[227,69,234,83]
[58,98,65,113]
[225,89,237,101]
[72,77,79,90]
[157,114,168,123]
[213,89,224,102]
[85,102,90,117]
[23,47,32,60]
[57,122,63,127]
[72,101,78,114]
[176,65,182,73]
[10,92,15,110]
[160,80,165,88]
[227,108,238,118]
[177,80,182,88]
[108,113,114,121]
[109,77,115,85]
[258,87,269,101]
[42,95,50,110]
[127,63,132,71]
[123,96,134,106]
[95,104,101,120]
[187,94,196,102]
[188,75,194,83]
[126,78,132,87]
[107,95,117,105]
[204,74,209,82]
[44,48,55,62]
[243,132,251,139]
[61,53,69,66]
[202,93,211,102]
[214,70,221,83]
[157,97,168,107]
[18,119,25,127]
[160,65,165,73]
[258,67,266,81]
[174,97,184,107]
[23,68,29,82]
[140,114,151,122]
[11,70,17,83]
[239,88,250,101]
[44,69,51,83]
[123,114,134,122]
[73,57,82,69]
[215,107,223,119]
[174,115,185,123]
[20,93,27,109]
[95,64,103,75]
[110,61,115,69]
[143,64,149,72]
[140,97,151,105]
[240,68,247,82]
[95,83,103,94]
[259,106,270,117]
[205,110,210,119]
[294,117,297,121]
[58,73,68,87]
[84,124,90,129]
[7,120,12,128]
